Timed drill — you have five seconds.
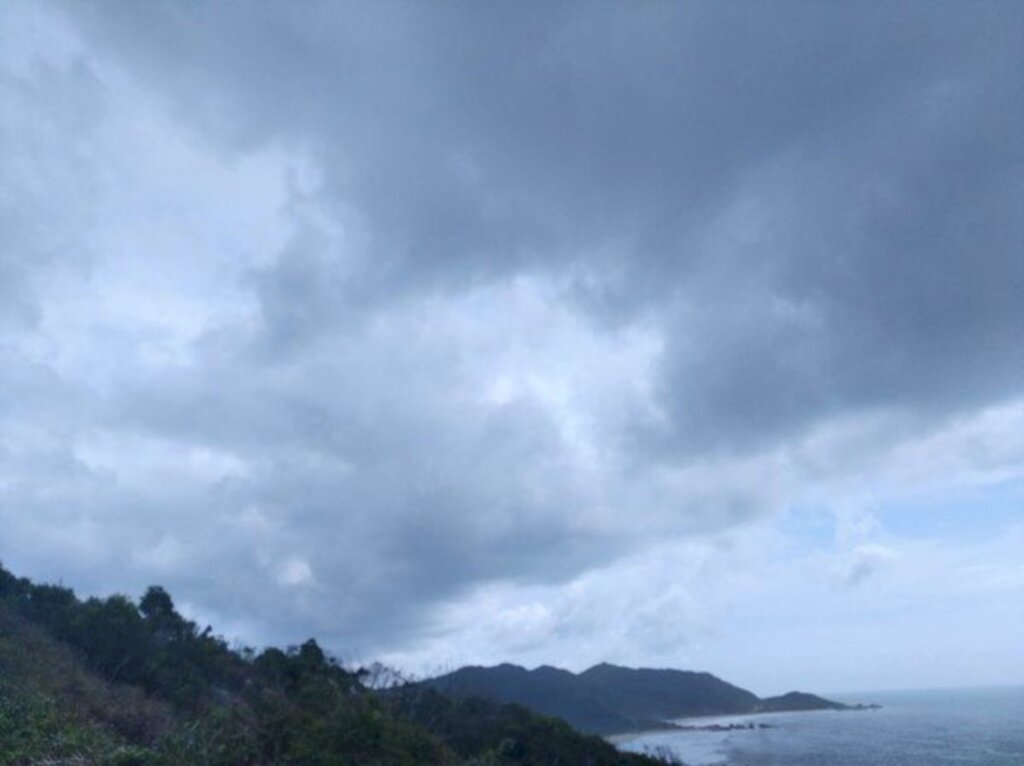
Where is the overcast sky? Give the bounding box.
[2,1,1022,695]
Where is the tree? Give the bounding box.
[139,586,175,621]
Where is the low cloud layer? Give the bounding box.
[1,1,1022,688]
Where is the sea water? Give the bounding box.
[615,686,1024,765]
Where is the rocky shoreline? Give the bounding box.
[609,702,883,741]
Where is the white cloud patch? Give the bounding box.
[276,558,315,587]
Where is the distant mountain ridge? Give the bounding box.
[417,662,854,734]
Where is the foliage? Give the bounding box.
[0,562,665,765]
[389,688,657,766]
[0,608,168,765]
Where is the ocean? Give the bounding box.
[615,686,1024,765]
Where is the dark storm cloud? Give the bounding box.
[653,51,1024,452]
[1,55,104,326]
[62,1,1023,441]
[2,1,1022,658]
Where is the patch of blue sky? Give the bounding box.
[778,502,838,548]
[875,477,1024,543]
[780,477,1024,551]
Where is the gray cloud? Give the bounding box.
[60,1,1023,443]
[1,0,1022,666]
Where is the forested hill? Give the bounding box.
[0,562,664,766]
[419,663,850,734]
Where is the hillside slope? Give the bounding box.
[0,606,174,765]
[0,563,662,766]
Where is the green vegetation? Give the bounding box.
[0,563,666,765]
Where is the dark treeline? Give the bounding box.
[0,563,670,766]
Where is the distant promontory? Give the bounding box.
[416,662,876,734]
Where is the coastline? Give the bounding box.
[610,688,1024,766]
[606,703,881,743]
